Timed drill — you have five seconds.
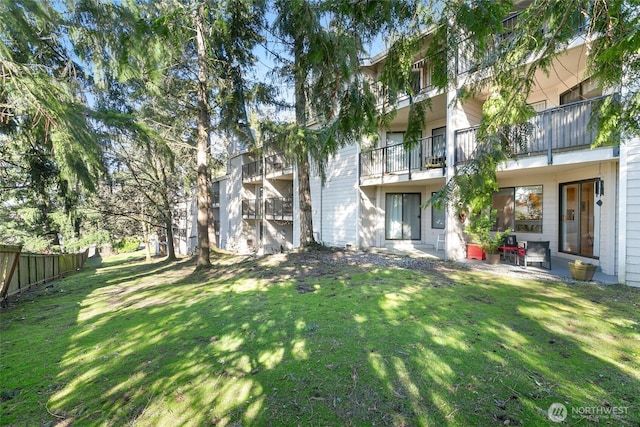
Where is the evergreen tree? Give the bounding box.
[72,0,267,266]
[0,0,103,250]
[266,0,419,247]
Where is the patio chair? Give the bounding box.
[498,235,518,262]
[516,241,552,270]
[435,233,445,251]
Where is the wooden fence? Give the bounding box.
[0,245,89,306]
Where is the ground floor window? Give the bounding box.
[431,192,445,229]
[492,185,543,232]
[560,180,599,257]
[385,193,421,240]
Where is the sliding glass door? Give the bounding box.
[385,193,421,240]
[560,180,599,257]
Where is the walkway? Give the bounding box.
[373,245,619,285]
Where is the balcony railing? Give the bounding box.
[359,134,446,180]
[241,199,262,219]
[372,51,445,106]
[242,160,263,182]
[454,96,611,165]
[265,153,293,176]
[265,197,294,221]
[457,9,588,75]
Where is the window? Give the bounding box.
[560,78,601,105]
[529,100,547,112]
[385,193,421,240]
[492,186,543,233]
[431,127,446,163]
[493,188,515,231]
[386,132,404,146]
[431,192,445,229]
[386,132,405,173]
[411,66,422,94]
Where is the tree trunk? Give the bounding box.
[142,219,152,262]
[165,216,177,261]
[195,2,211,268]
[294,32,316,248]
[297,154,315,246]
[140,203,152,262]
[162,202,177,261]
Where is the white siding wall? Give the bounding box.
[217,178,229,249]
[310,144,360,248]
[188,194,199,253]
[622,137,640,286]
[359,187,379,248]
[293,164,300,247]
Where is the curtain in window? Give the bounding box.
[385,193,421,240]
[404,194,421,239]
[386,194,403,239]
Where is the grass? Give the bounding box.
[1,249,639,426]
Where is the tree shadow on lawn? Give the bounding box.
[0,253,195,423]
[2,251,639,426]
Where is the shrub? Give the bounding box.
[113,237,141,253]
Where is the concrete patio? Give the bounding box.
[374,244,619,285]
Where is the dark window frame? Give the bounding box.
[558,179,598,258]
[431,191,445,229]
[492,185,543,233]
[385,192,422,240]
[560,77,602,105]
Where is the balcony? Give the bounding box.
[242,199,262,219]
[454,96,613,166]
[456,9,588,75]
[359,134,446,181]
[265,153,293,178]
[242,160,263,183]
[265,197,294,221]
[372,51,445,107]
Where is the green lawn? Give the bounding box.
[1,250,639,426]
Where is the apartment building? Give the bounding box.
[209,6,640,287]
[212,134,299,255]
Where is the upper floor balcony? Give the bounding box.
[456,8,588,75]
[454,96,616,167]
[265,153,293,179]
[359,134,446,184]
[371,51,445,109]
[265,197,294,222]
[241,198,262,219]
[242,160,263,183]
